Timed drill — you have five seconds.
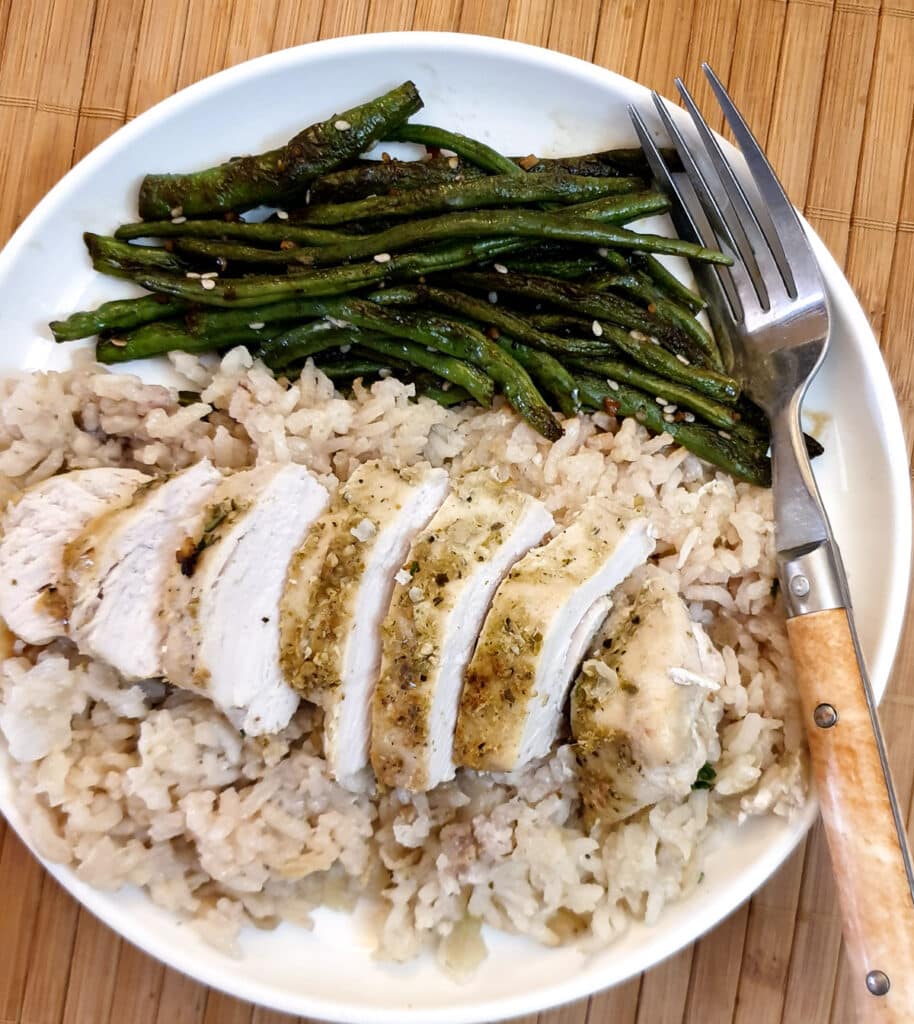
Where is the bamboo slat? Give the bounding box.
[546,0,602,59]
[634,947,694,1024]
[412,0,464,33]
[803,4,880,264]
[249,1007,301,1024]
[224,0,281,67]
[725,0,788,146]
[0,3,912,1023]
[320,0,369,40]
[732,847,806,1023]
[270,1,325,51]
[104,941,165,1024]
[844,8,914,336]
[765,0,834,206]
[458,0,510,38]
[125,0,188,118]
[503,0,554,48]
[681,0,742,134]
[593,0,649,80]
[681,902,750,1021]
[153,967,207,1024]
[779,823,845,1024]
[72,0,146,163]
[0,829,43,1021]
[60,912,121,1024]
[17,878,80,1024]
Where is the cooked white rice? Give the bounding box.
[0,347,806,973]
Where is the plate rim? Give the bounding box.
[0,30,909,1024]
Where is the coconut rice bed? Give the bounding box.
[0,348,806,974]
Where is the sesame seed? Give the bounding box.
[275,209,289,220]
[494,263,508,275]
[200,271,219,279]
[248,322,265,330]
[373,252,392,263]
[655,395,666,405]
[629,329,648,341]
[448,156,459,169]
[663,404,676,414]
[171,215,187,224]
[305,189,312,205]
[200,278,216,290]
[339,344,352,354]
[109,337,128,348]
[592,320,603,337]
[334,119,351,131]
[169,205,183,217]
[684,412,696,423]
[718,430,731,440]
[597,247,609,257]
[441,381,452,391]
[663,413,675,423]
[488,291,498,304]
[676,353,690,365]
[326,316,350,329]
[185,271,201,279]
[607,380,620,391]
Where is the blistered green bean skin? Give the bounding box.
[50,295,186,342]
[575,374,770,486]
[138,82,423,218]
[50,88,789,483]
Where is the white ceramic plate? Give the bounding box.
[0,32,909,1024]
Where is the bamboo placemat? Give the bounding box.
[1,2,912,1022]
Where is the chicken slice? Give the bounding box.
[66,460,223,680]
[372,472,554,792]
[570,570,725,827]
[454,500,654,773]
[279,460,449,786]
[165,463,329,735]
[0,468,148,644]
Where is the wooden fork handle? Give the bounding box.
[787,607,914,1021]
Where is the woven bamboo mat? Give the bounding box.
[0,2,912,1022]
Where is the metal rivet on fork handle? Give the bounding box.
[814,703,838,729]
[789,574,810,597]
[866,970,891,996]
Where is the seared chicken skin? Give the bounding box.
[280,460,449,786]
[454,500,653,773]
[66,460,222,680]
[0,468,148,644]
[570,570,725,827]
[372,472,553,792]
[165,463,329,735]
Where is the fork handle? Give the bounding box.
[787,607,914,1021]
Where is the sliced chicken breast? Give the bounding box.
[280,460,449,786]
[570,570,725,827]
[66,460,222,680]
[454,500,654,773]
[372,471,553,792]
[0,468,148,644]
[165,463,329,735]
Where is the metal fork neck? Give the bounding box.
[771,400,848,617]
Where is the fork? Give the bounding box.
[629,66,914,1021]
